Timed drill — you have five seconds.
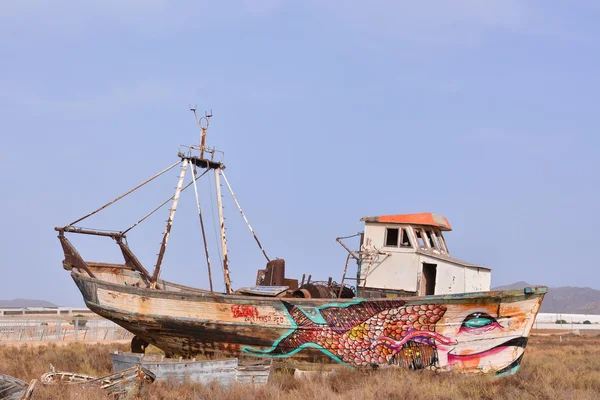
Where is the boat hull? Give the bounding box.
[72,271,545,375]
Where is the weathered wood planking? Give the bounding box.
[111,353,272,386]
[235,360,272,385]
[111,353,238,386]
[40,366,154,397]
[96,287,289,326]
[0,375,36,400]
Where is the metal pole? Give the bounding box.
[152,159,189,283]
[336,237,361,261]
[191,166,214,292]
[215,169,232,294]
[190,108,210,160]
[200,127,207,159]
[362,258,375,289]
[338,254,352,298]
[220,170,271,262]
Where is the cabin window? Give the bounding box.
[434,230,447,252]
[385,228,400,247]
[425,230,437,249]
[400,229,412,247]
[385,228,412,248]
[437,232,448,253]
[414,228,427,248]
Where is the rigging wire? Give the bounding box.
[67,160,183,227]
[122,169,210,234]
[191,165,214,292]
[220,170,271,262]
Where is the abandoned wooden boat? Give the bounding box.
[41,365,155,396]
[56,112,546,375]
[40,366,96,385]
[0,375,36,400]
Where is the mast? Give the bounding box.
[56,108,276,295]
[152,158,189,284]
[215,169,232,294]
[190,107,226,293]
[191,106,211,159]
[191,165,214,293]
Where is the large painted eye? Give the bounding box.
[459,313,501,333]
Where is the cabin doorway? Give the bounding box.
[421,263,437,295]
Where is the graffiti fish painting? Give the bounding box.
[243,296,542,375]
[244,300,456,368]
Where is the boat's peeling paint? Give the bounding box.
[241,297,540,373]
[72,271,545,375]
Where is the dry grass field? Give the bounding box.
[1,335,599,399]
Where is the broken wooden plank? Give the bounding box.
[0,375,36,400]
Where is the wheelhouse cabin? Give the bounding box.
[358,213,490,297]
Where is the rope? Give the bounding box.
[67,160,182,227]
[122,169,210,234]
[191,166,214,292]
[221,170,271,262]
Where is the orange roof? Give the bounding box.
[360,213,452,231]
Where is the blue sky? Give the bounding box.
[1,1,598,305]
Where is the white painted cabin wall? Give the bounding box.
[360,223,419,292]
[361,222,491,295]
[418,256,491,295]
[360,252,420,292]
[464,267,491,292]
[419,255,465,295]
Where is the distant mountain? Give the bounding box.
[492,282,600,315]
[0,298,58,308]
[492,281,537,291]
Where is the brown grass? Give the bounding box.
[1,335,599,399]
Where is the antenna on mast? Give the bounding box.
[190,106,212,159]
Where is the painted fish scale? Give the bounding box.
[328,303,447,365]
[243,300,449,367]
[256,301,449,366]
